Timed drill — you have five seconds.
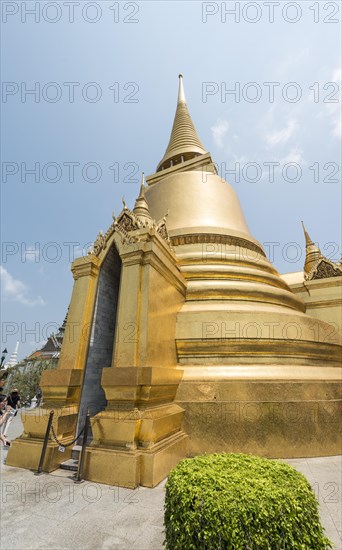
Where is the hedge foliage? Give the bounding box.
[164,453,332,549]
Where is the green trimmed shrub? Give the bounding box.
[164,453,332,549]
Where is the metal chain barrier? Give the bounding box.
[50,423,85,448]
[35,411,90,476]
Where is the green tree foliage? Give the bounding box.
[164,453,332,550]
[4,360,57,405]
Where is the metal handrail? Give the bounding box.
[35,410,54,475]
[75,412,90,483]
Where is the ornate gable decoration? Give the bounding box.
[93,230,107,256]
[157,222,168,240]
[156,219,169,242]
[116,209,141,233]
[306,258,342,281]
[91,205,139,257]
[91,204,170,257]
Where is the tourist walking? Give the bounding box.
[0,395,11,446]
[36,387,42,407]
[1,388,20,437]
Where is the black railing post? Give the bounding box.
[36,410,54,475]
[75,412,90,483]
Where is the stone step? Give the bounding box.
[60,459,78,472]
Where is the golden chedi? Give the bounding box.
[146,75,341,459]
[7,76,341,487]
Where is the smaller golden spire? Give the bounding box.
[301,221,321,276]
[133,173,153,224]
[301,221,315,247]
[137,172,146,199]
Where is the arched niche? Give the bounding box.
[78,240,122,433]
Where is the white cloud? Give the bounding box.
[266,119,298,147]
[211,119,229,148]
[0,266,45,306]
[280,148,306,166]
[258,148,306,182]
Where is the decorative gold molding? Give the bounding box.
[146,152,216,186]
[305,299,342,309]
[176,338,342,365]
[170,233,265,257]
[71,256,100,280]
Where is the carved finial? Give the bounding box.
[301,222,342,280]
[112,212,116,221]
[301,221,315,247]
[122,197,127,210]
[133,173,152,223]
[301,221,322,277]
[137,172,146,199]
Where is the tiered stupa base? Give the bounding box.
[176,365,341,458]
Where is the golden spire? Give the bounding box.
[157,75,207,171]
[133,173,153,223]
[302,221,315,247]
[301,221,322,275]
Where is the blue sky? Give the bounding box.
[1,1,341,360]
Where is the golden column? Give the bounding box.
[83,204,188,488]
[6,255,100,471]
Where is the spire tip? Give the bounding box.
[178,74,186,103]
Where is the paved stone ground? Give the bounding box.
[1,412,341,550]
